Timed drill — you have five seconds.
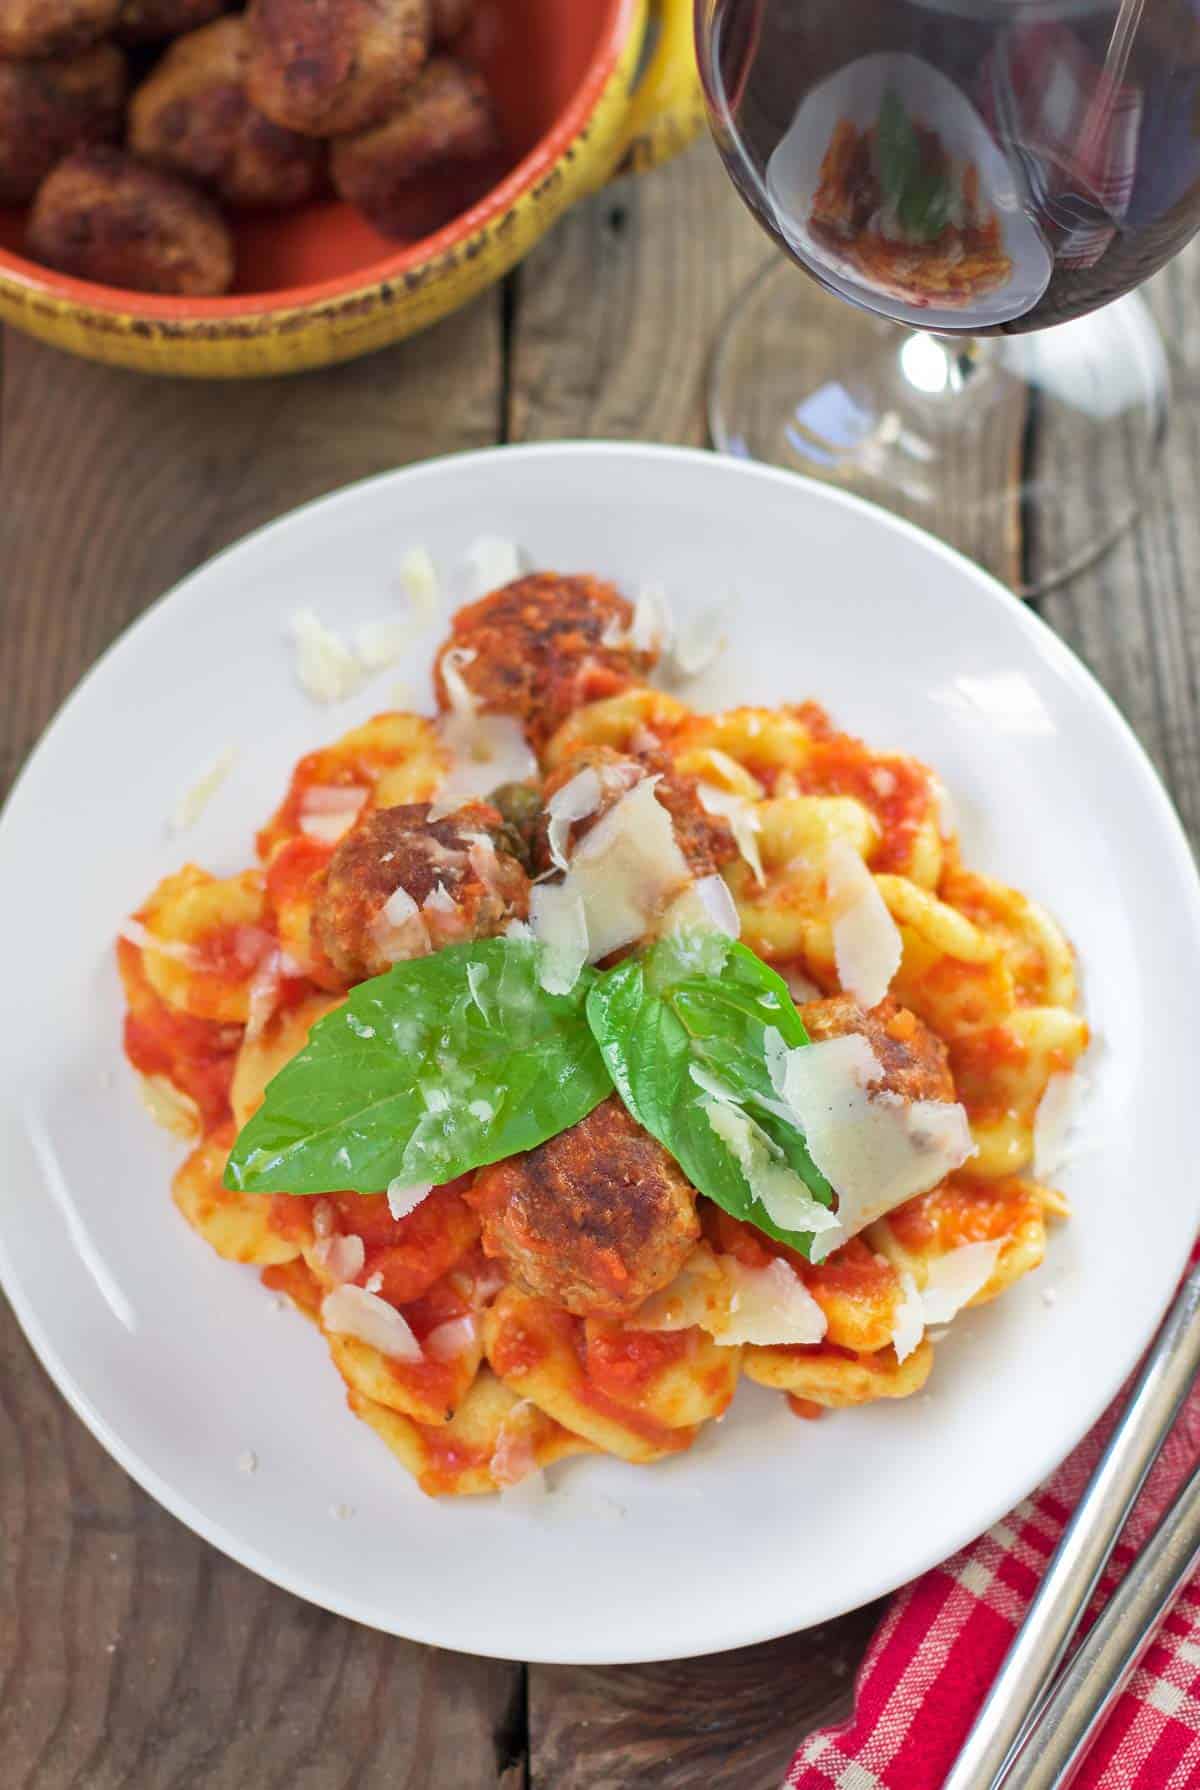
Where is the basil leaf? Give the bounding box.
[877,87,919,212]
[587,935,834,1255]
[224,938,611,1195]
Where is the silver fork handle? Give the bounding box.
[943,1262,1200,1790]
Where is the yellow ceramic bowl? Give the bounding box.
[0,0,702,378]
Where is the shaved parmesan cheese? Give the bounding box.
[400,545,440,615]
[425,1314,477,1362]
[531,777,692,973]
[490,1398,542,1488]
[321,1285,421,1361]
[660,874,741,940]
[705,1100,839,1238]
[245,947,283,1043]
[930,775,957,840]
[290,609,363,705]
[382,886,419,925]
[312,1232,366,1285]
[825,837,902,1009]
[465,536,523,599]
[1033,1071,1082,1180]
[631,583,672,654]
[135,1072,200,1139]
[440,645,478,715]
[890,1240,1002,1362]
[665,603,730,683]
[372,885,430,963]
[891,1272,926,1364]
[920,1240,1001,1323]
[466,960,492,1021]
[783,966,821,1004]
[431,711,537,818]
[719,1257,827,1347]
[529,886,589,995]
[633,1246,728,1333]
[171,746,236,833]
[698,783,765,884]
[545,766,603,871]
[354,619,411,671]
[298,784,367,845]
[781,1035,975,1260]
[386,1178,433,1221]
[364,1271,383,1295]
[504,918,534,942]
[424,881,458,914]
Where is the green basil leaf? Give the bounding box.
[877,86,919,211]
[587,934,834,1255]
[224,938,612,1195]
[899,169,953,242]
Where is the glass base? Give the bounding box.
[709,262,1169,599]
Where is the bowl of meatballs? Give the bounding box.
[0,0,702,376]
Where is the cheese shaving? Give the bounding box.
[659,874,741,940]
[528,886,589,995]
[119,919,204,967]
[400,545,441,615]
[465,536,523,599]
[298,784,367,845]
[425,1315,477,1362]
[289,609,364,705]
[386,1178,433,1221]
[545,766,603,871]
[312,1232,366,1285]
[825,837,902,1009]
[632,1246,728,1333]
[698,783,765,884]
[170,746,237,833]
[705,1100,839,1238]
[665,603,731,683]
[718,1257,827,1347]
[630,583,672,654]
[783,966,822,1004]
[930,774,957,840]
[135,1072,201,1139]
[891,1272,926,1364]
[440,645,478,715]
[891,1241,1002,1362]
[781,1035,975,1261]
[423,882,458,914]
[372,885,430,962]
[244,947,283,1043]
[1033,1071,1082,1180]
[321,1285,421,1361]
[530,777,692,974]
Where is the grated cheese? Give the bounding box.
[781,1034,975,1260]
[170,746,237,833]
[289,609,364,705]
[825,837,902,1009]
[400,545,441,615]
[465,536,523,599]
[321,1285,421,1361]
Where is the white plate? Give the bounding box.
[1,443,1196,1665]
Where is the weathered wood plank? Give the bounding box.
[0,293,522,1790]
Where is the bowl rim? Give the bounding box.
[0,0,638,321]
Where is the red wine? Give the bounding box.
[697,0,1200,334]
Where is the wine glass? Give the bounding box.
[695,0,1200,595]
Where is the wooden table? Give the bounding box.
[3,139,1200,1789]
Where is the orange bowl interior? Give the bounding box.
[0,0,632,315]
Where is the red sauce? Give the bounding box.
[267,1194,312,1242]
[261,1259,321,1318]
[581,1320,693,1398]
[787,1395,825,1421]
[121,966,239,1136]
[797,734,932,873]
[888,1177,1036,1251]
[332,1181,480,1306]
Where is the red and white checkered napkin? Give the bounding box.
[787,1300,1200,1788]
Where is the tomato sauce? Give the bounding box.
[581,1320,693,1398]
[331,1182,480,1306]
[887,1177,1034,1251]
[787,1395,825,1421]
[119,937,240,1135]
[797,734,932,873]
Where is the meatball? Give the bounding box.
[800,995,955,1104]
[0,45,126,206]
[468,1097,701,1318]
[434,575,659,754]
[27,148,234,295]
[535,747,737,879]
[0,0,120,58]
[129,17,323,208]
[431,0,472,42]
[330,56,497,235]
[245,0,430,138]
[311,800,530,984]
[117,0,226,43]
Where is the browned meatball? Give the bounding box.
[117,0,225,43]
[535,747,738,880]
[0,46,125,205]
[311,800,530,983]
[431,0,471,41]
[28,148,234,295]
[0,0,119,57]
[800,995,955,1104]
[330,56,497,235]
[434,575,659,755]
[130,17,323,208]
[468,1098,701,1318]
[245,0,430,138]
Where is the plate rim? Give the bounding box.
[2,439,1198,1664]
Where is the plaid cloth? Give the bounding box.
[786,1273,1200,1789]
[986,19,1143,268]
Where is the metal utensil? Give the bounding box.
[943,1261,1200,1790]
[1001,1456,1200,1788]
